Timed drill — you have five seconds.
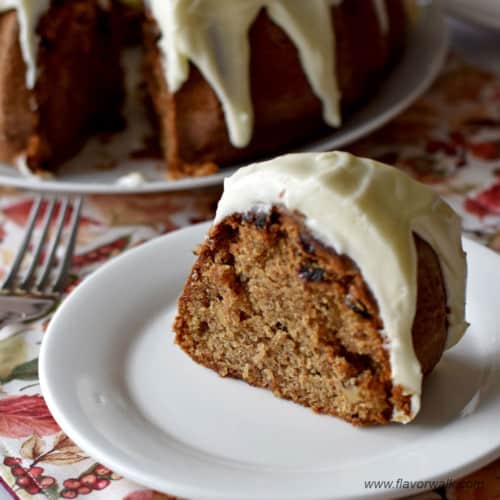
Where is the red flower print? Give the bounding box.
[3,458,58,496]
[123,491,182,500]
[1,198,99,227]
[123,491,155,500]
[0,395,60,438]
[72,236,130,269]
[425,139,457,156]
[123,490,180,500]
[467,141,500,160]
[465,183,500,218]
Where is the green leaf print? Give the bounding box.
[1,358,38,384]
[0,335,27,380]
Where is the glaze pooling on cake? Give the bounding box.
[148,0,389,148]
[214,151,468,422]
[0,0,50,88]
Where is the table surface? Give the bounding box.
[0,18,500,500]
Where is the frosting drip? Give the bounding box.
[373,0,390,33]
[0,0,50,88]
[148,0,390,148]
[214,152,468,423]
[0,0,115,90]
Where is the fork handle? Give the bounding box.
[0,312,25,328]
[0,297,54,328]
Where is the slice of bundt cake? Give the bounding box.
[0,0,124,173]
[174,152,468,425]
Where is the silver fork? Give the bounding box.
[0,194,83,328]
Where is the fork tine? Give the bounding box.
[35,196,69,291]
[20,196,56,291]
[1,195,43,291]
[52,195,83,294]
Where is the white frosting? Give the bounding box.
[0,0,113,89]
[214,152,468,423]
[15,154,53,179]
[373,0,390,33]
[15,154,37,178]
[148,0,390,148]
[0,0,50,88]
[116,171,147,187]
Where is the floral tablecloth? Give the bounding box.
[0,53,499,500]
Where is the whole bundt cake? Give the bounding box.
[174,151,468,425]
[0,0,411,178]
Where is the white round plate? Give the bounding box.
[1,3,446,195]
[40,222,500,500]
[445,0,500,32]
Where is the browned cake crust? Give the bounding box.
[0,0,124,172]
[0,11,33,163]
[174,207,448,425]
[143,0,408,179]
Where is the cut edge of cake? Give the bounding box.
[0,0,126,174]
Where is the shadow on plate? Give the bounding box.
[414,352,486,427]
